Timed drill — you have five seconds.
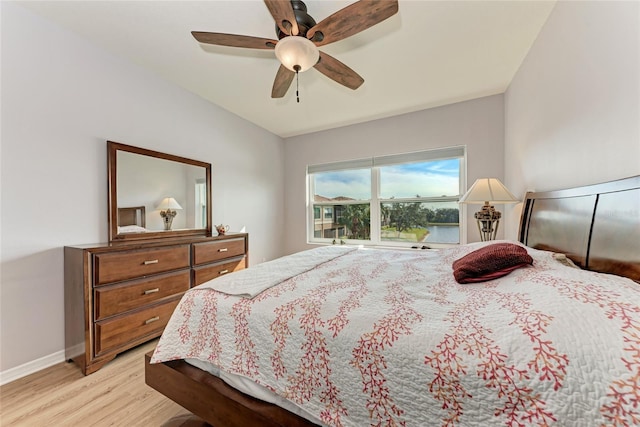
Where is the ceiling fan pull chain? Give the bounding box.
[294,65,301,103]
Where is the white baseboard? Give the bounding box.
[0,350,66,386]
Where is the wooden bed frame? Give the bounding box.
[146,175,640,427]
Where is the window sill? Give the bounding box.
[306,240,459,250]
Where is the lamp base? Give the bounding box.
[162,216,173,231]
[474,203,501,241]
[160,209,177,231]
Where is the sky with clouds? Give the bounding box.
[314,159,460,200]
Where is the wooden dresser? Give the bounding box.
[64,233,248,375]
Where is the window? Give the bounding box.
[308,147,465,246]
[323,207,333,220]
[195,179,207,229]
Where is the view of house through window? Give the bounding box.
[308,147,465,246]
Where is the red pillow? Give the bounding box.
[453,243,533,284]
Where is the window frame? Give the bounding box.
[307,147,467,248]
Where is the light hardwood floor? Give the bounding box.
[0,340,195,426]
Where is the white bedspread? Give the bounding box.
[197,245,357,298]
[152,242,640,426]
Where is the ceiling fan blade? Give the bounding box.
[314,52,364,90]
[271,65,295,98]
[264,0,299,36]
[307,0,398,47]
[192,32,278,49]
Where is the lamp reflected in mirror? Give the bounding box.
[459,178,519,241]
[156,197,183,230]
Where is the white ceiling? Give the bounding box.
[18,1,556,138]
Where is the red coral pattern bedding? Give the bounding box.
[152,242,640,427]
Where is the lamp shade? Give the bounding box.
[156,197,183,210]
[459,178,518,204]
[274,36,319,72]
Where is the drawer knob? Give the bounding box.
[219,269,229,275]
[144,288,160,295]
[145,316,160,325]
[143,259,159,265]
[218,248,228,252]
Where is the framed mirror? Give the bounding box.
[108,141,212,242]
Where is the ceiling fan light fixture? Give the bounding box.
[274,36,319,72]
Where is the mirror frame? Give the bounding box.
[108,141,212,242]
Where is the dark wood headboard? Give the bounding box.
[519,175,640,282]
[118,206,146,227]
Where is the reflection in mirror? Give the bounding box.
[108,141,212,242]
[117,151,207,231]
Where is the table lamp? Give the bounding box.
[156,197,183,230]
[459,178,519,241]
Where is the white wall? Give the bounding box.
[0,3,285,376]
[283,94,505,255]
[504,1,640,239]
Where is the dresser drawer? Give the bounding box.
[94,245,190,285]
[192,238,246,266]
[193,257,246,286]
[94,270,190,321]
[94,298,180,356]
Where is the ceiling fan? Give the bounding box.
[191,0,399,100]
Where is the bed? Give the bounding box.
[146,175,640,427]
